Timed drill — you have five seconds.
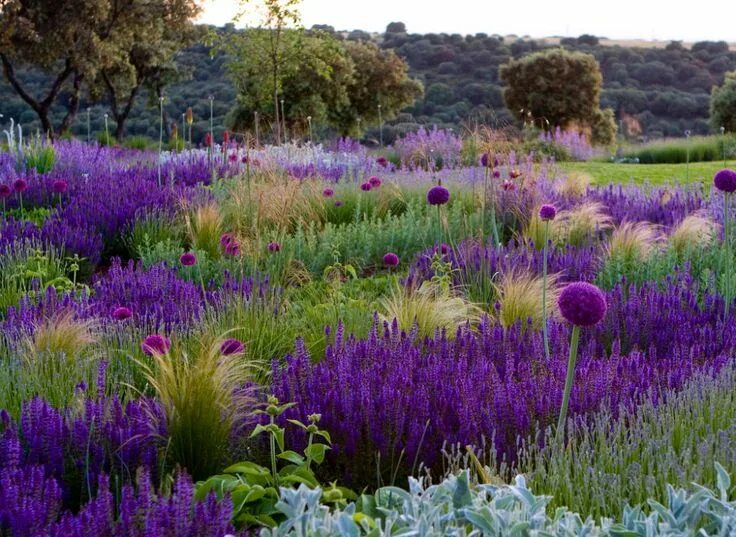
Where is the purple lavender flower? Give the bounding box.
[141,334,171,356]
[558,282,607,327]
[427,184,450,205]
[360,182,372,192]
[180,251,197,266]
[111,306,133,321]
[714,169,736,193]
[220,338,245,356]
[383,252,399,267]
[539,204,557,221]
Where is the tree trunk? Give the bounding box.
[1,53,73,141]
[57,72,83,137]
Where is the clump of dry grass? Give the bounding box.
[606,221,663,263]
[556,171,592,197]
[493,269,560,329]
[670,213,719,254]
[554,202,613,246]
[28,310,97,358]
[184,201,224,259]
[380,281,480,340]
[138,336,255,480]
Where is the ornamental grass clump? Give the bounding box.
[670,213,718,254]
[138,337,255,480]
[555,202,613,247]
[556,281,607,433]
[28,310,97,359]
[184,201,224,260]
[493,269,560,331]
[380,281,479,340]
[605,221,662,265]
[556,171,591,197]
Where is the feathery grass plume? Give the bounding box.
[380,281,480,340]
[670,213,719,254]
[493,269,560,330]
[28,310,97,358]
[138,336,255,480]
[374,182,408,219]
[184,201,224,260]
[606,221,662,264]
[522,207,546,249]
[554,202,612,247]
[555,171,592,197]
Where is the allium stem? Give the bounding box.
[542,221,551,361]
[725,192,732,320]
[557,324,580,435]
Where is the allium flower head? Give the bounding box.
[0,184,11,198]
[322,188,334,198]
[714,169,736,193]
[334,200,343,207]
[220,338,245,356]
[369,176,382,188]
[502,179,515,191]
[220,233,234,247]
[480,153,490,167]
[179,251,197,266]
[360,182,372,192]
[225,241,241,256]
[52,180,68,194]
[558,281,607,327]
[493,169,501,179]
[267,241,281,252]
[376,156,388,168]
[228,153,238,162]
[141,334,171,356]
[112,306,133,321]
[539,204,557,221]
[427,184,450,205]
[382,252,399,266]
[13,178,27,193]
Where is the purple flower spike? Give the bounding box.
[714,169,736,193]
[427,184,450,205]
[111,306,133,321]
[141,334,171,356]
[539,204,557,221]
[558,282,607,327]
[383,252,399,267]
[220,338,245,356]
[180,251,197,266]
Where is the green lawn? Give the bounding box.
[558,160,734,186]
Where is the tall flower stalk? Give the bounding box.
[715,169,736,319]
[539,204,557,361]
[157,96,164,187]
[428,182,450,250]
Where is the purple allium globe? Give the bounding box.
[714,169,736,193]
[480,153,490,167]
[322,188,334,198]
[382,252,399,267]
[225,240,241,256]
[376,156,388,167]
[220,338,245,356]
[334,200,343,207]
[220,233,234,247]
[539,204,557,221]
[558,282,607,327]
[52,180,68,194]
[434,243,450,255]
[0,184,10,198]
[492,169,501,179]
[427,185,450,206]
[141,334,171,356]
[360,182,372,192]
[267,241,281,252]
[369,176,382,188]
[179,251,197,266]
[13,178,28,193]
[111,306,133,321]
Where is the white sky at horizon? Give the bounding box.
[197,0,736,43]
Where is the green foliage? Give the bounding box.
[500,48,616,145]
[625,134,736,164]
[125,210,184,259]
[196,396,354,528]
[23,137,56,174]
[123,135,155,150]
[710,71,736,133]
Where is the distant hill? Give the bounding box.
[2,26,735,143]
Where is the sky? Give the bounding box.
[197,0,735,43]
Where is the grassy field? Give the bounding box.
[558,160,734,187]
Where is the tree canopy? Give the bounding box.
[711,71,736,133]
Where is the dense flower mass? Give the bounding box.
[539,204,557,221]
[382,252,399,266]
[427,184,450,205]
[714,169,736,193]
[180,251,197,266]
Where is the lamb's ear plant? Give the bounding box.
[195,396,354,529]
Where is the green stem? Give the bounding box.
[198,264,209,311]
[542,221,550,361]
[557,325,580,435]
[725,193,731,320]
[269,416,278,488]
[437,204,443,251]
